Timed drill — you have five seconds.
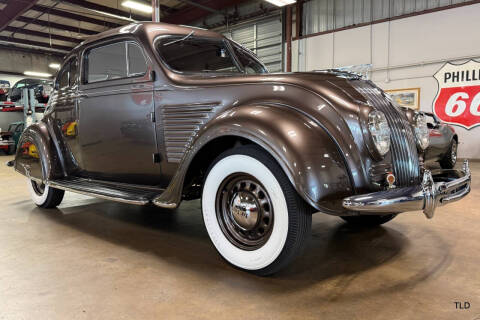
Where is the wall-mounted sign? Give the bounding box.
[433,60,480,130]
[385,88,420,110]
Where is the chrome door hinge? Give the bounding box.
[150,111,156,123]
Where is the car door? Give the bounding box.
[77,39,160,185]
[51,56,84,171]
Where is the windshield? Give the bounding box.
[157,36,241,74]
[156,35,268,75]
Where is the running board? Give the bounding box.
[47,177,169,206]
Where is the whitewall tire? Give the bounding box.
[202,145,312,276]
[27,179,65,208]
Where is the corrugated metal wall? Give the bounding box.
[223,16,284,72]
[303,0,470,35]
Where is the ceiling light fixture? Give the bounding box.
[121,0,152,13]
[24,71,52,78]
[49,63,61,69]
[264,0,296,7]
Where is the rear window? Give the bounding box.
[157,36,240,73]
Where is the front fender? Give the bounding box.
[157,104,353,214]
[14,123,60,182]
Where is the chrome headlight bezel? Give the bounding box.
[414,113,430,150]
[366,110,391,158]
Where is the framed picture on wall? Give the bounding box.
[385,88,421,110]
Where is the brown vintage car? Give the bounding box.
[11,22,471,275]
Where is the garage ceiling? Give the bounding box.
[0,0,253,57]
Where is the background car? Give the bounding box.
[0,121,24,155]
[9,78,53,104]
[0,80,10,101]
[423,112,458,169]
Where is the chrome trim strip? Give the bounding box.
[342,160,471,219]
[47,181,150,205]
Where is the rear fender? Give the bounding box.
[14,123,60,182]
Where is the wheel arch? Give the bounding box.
[14,123,61,182]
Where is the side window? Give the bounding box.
[127,42,147,76]
[69,58,78,86]
[16,82,25,89]
[16,124,24,132]
[86,42,127,83]
[58,63,69,89]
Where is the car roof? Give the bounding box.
[75,22,223,50]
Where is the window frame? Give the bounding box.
[55,56,78,90]
[154,35,244,76]
[82,39,148,85]
[229,40,268,74]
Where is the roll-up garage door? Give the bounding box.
[222,16,283,72]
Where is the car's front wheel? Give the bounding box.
[202,145,312,276]
[27,180,65,208]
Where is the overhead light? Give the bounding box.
[49,63,61,69]
[24,71,52,78]
[121,0,152,13]
[264,0,296,6]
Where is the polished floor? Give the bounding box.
[0,154,478,320]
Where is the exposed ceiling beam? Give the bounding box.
[164,0,250,24]
[0,35,73,52]
[0,0,39,31]
[4,26,82,43]
[30,4,122,28]
[0,43,65,57]
[16,16,97,35]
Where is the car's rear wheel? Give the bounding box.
[440,140,457,169]
[340,213,397,226]
[28,180,65,208]
[202,145,312,276]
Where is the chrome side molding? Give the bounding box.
[342,159,471,219]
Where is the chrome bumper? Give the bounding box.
[343,160,471,219]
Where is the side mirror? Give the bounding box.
[427,123,434,129]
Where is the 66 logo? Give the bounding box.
[433,60,480,130]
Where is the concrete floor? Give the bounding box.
[0,154,479,320]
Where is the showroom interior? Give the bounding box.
[0,0,478,318]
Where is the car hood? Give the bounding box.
[170,71,372,116]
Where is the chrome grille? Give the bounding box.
[350,80,420,186]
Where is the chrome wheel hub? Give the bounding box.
[216,174,274,250]
[230,192,259,231]
[31,181,45,196]
[452,141,457,164]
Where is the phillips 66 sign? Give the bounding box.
[433,60,480,130]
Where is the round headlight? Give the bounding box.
[368,110,391,156]
[414,113,430,150]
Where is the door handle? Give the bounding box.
[74,93,88,99]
